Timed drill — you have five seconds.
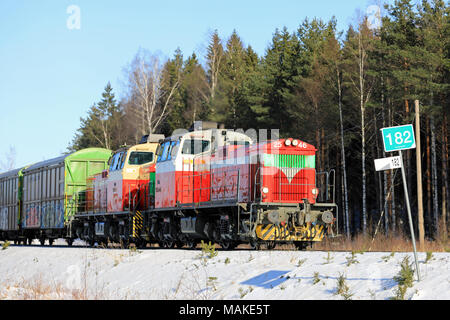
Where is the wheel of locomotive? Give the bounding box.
[220,241,236,251]
[186,239,197,250]
[175,241,184,249]
[249,239,261,251]
[39,237,45,246]
[137,239,147,249]
[88,238,96,248]
[156,228,165,248]
[294,241,307,251]
[163,240,176,249]
[119,238,129,249]
[265,241,277,250]
[48,238,54,246]
[98,239,108,248]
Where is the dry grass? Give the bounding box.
[313,233,449,253]
[228,231,449,252]
[0,274,105,300]
[0,248,109,300]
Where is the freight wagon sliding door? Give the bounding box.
[23,168,43,229]
[41,164,65,229]
[22,162,65,229]
[0,172,20,231]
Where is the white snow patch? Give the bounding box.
[1,242,449,300]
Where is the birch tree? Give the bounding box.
[343,19,376,235]
[206,30,224,102]
[0,146,16,173]
[126,49,179,136]
[322,33,350,238]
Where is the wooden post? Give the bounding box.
[415,100,425,250]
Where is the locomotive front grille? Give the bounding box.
[263,154,316,203]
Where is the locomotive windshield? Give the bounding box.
[109,151,126,171]
[128,152,154,165]
[181,139,210,155]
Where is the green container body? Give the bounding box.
[21,148,112,229]
[64,148,112,221]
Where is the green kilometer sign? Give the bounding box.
[379,123,421,281]
[381,124,416,153]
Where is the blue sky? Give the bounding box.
[0,0,389,169]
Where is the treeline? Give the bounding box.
[69,0,449,241]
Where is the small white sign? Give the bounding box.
[374,156,402,171]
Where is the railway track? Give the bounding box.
[4,239,351,252]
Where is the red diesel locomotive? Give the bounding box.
[73,122,337,250]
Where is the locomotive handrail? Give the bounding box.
[175,168,242,208]
[315,169,336,204]
[253,166,262,202]
[131,181,153,214]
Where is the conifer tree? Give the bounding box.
[69,82,123,152]
[252,27,301,133]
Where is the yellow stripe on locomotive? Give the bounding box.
[256,223,326,242]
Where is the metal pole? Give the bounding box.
[399,151,421,281]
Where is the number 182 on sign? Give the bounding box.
[381,124,416,153]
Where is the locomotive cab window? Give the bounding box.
[128,152,154,165]
[170,140,180,158]
[119,151,127,169]
[181,139,210,155]
[109,151,128,171]
[109,153,120,171]
[157,141,171,163]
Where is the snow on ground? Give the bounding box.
[0,239,449,300]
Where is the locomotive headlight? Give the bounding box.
[285,139,292,146]
[312,188,319,195]
[262,187,269,194]
[292,140,299,147]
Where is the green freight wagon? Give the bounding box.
[0,167,26,241]
[21,148,112,244]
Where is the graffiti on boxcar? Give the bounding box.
[0,207,8,230]
[25,204,41,228]
[41,201,64,229]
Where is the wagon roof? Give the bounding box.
[22,154,69,173]
[21,148,112,174]
[0,167,24,179]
